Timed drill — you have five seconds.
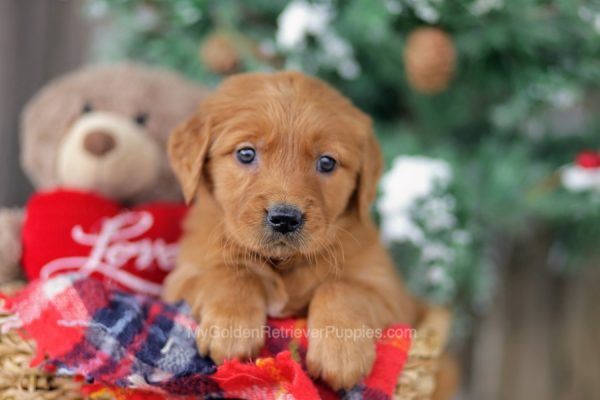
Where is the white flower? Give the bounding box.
[174,2,201,25]
[560,165,600,192]
[320,32,351,60]
[377,156,452,243]
[549,88,579,109]
[380,215,425,244]
[385,0,403,14]
[470,0,503,16]
[405,0,441,23]
[422,243,455,264]
[338,59,361,79]
[427,266,452,287]
[276,0,361,80]
[420,196,457,231]
[577,6,600,34]
[276,1,332,49]
[416,5,439,23]
[378,156,452,215]
[320,32,361,78]
[452,230,472,245]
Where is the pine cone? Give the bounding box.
[200,33,240,74]
[404,27,456,94]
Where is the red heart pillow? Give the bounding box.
[22,189,188,296]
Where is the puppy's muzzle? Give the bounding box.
[266,204,304,234]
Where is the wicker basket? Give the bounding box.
[394,307,452,400]
[0,281,451,400]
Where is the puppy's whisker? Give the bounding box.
[337,226,360,246]
[334,237,346,266]
[322,241,339,278]
[250,241,260,266]
[245,237,261,269]
[307,248,317,268]
[325,230,345,277]
[298,237,316,267]
[331,240,343,277]
[223,235,238,269]
[242,245,252,275]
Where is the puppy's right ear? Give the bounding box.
[168,113,211,204]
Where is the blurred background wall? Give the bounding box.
[0,0,90,206]
[467,232,600,400]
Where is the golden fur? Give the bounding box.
[164,71,418,390]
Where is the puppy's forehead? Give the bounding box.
[214,72,369,141]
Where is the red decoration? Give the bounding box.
[575,151,600,169]
[21,190,188,296]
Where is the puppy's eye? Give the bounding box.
[134,113,148,126]
[82,103,93,114]
[316,155,337,173]
[236,147,256,164]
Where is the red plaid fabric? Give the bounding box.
[1,274,413,399]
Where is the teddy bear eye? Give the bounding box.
[316,155,337,173]
[82,103,93,114]
[134,113,148,126]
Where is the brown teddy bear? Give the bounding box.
[0,63,207,285]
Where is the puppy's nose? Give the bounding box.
[83,130,116,156]
[266,204,304,234]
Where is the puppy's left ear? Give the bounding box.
[356,118,383,221]
[168,113,211,203]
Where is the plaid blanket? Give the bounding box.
[0,274,412,399]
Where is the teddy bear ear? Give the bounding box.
[168,113,211,204]
[20,77,74,190]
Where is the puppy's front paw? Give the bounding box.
[306,325,376,390]
[196,305,266,364]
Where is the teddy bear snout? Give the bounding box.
[83,130,116,157]
[56,110,163,201]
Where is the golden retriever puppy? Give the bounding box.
[164,71,417,390]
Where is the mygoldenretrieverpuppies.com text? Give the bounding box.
[187,325,416,341]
